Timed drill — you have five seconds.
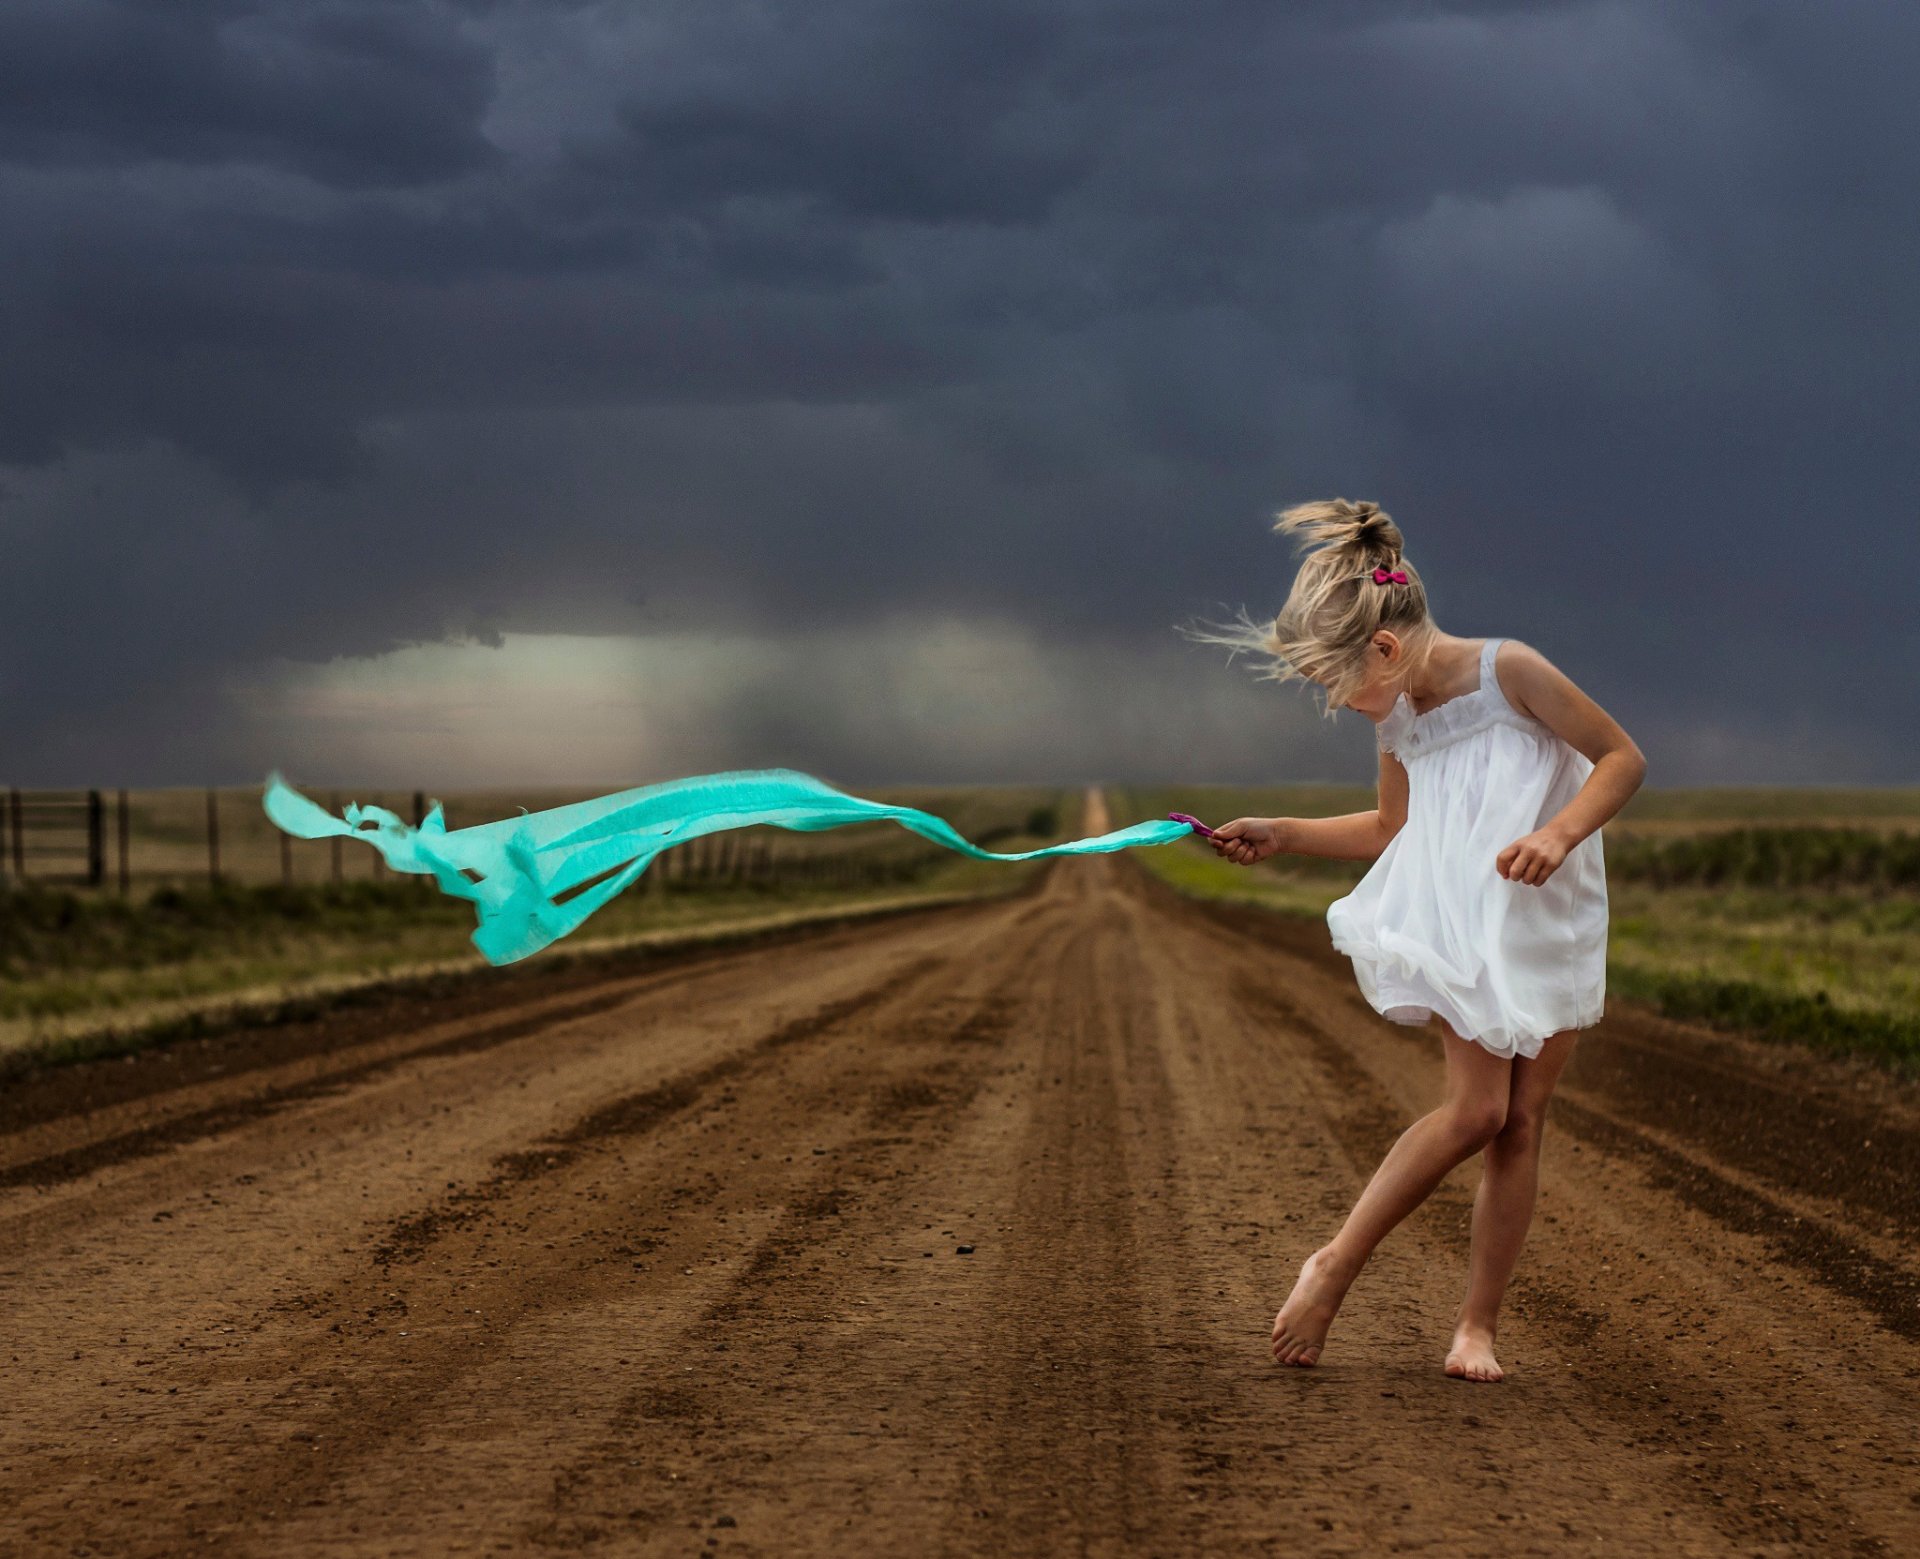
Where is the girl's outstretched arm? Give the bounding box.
[1211,747,1409,865]
[1279,745,1410,860]
[1492,640,1648,885]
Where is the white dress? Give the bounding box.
[1325,636,1608,1060]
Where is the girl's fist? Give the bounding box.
[1211,817,1281,866]
[1496,828,1570,885]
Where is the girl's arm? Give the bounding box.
[1276,745,1410,860]
[1492,640,1647,884]
[1211,747,1409,865]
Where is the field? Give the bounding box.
[3,787,1919,1554]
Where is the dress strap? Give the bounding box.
[1479,637,1507,706]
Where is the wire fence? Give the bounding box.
[0,785,1062,901]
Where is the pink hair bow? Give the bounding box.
[1371,566,1408,585]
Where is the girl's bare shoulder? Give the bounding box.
[1488,637,1558,721]
[1491,639,1635,757]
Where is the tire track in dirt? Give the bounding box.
[0,895,1007,1193]
[363,953,948,1269]
[3,800,1918,1556]
[0,889,1042,1555]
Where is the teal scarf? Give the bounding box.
[262,769,1198,967]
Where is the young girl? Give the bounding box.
[1195,498,1646,1382]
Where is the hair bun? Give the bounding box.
[1339,498,1399,556]
[1347,500,1385,536]
[1269,494,1406,567]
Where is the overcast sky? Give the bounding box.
[3,0,1915,793]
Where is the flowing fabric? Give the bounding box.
[262,769,1199,968]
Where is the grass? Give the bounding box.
[1113,785,1920,1077]
[1612,787,1920,825]
[0,880,1031,1084]
[1606,828,1920,889]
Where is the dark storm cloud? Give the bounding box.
[586,1,1089,225]
[2,0,1917,785]
[0,0,500,185]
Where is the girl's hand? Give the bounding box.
[1210,817,1283,866]
[1497,828,1570,885]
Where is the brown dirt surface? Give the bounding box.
[4,788,1918,1557]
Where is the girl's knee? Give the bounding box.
[1492,1106,1546,1152]
[1447,1100,1508,1151]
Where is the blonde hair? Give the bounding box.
[1178,497,1434,715]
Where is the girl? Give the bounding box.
[1193,498,1646,1382]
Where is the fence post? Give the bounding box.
[87,789,104,887]
[330,791,343,883]
[206,786,221,887]
[413,791,428,891]
[117,788,130,896]
[280,823,292,887]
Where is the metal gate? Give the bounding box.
[2,788,105,888]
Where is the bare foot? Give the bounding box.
[1444,1319,1504,1382]
[1271,1246,1360,1366]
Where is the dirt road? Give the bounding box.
[4,788,1918,1557]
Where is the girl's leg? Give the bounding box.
[1445,1029,1581,1382]
[1273,1023,1514,1365]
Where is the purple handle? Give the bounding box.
[1168,811,1217,839]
